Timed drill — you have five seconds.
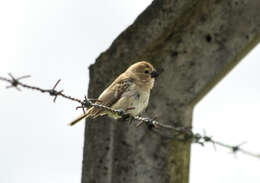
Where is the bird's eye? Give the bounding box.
[144,70,149,74]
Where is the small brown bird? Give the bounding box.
[69,61,159,126]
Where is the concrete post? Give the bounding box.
[81,0,260,183]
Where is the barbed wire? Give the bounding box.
[0,73,260,159]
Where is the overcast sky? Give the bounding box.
[0,1,259,183]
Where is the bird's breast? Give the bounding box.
[127,88,150,116]
[111,83,150,117]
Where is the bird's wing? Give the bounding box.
[87,76,134,117]
[68,75,134,126]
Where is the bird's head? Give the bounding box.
[126,61,159,89]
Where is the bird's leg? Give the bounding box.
[121,113,130,120]
[127,116,135,126]
[126,107,135,126]
[120,107,135,119]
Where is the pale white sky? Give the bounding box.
[0,1,259,183]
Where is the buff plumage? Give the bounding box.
[69,61,159,126]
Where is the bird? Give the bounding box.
[68,61,159,126]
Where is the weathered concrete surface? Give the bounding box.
[81,0,260,183]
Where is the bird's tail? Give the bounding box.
[68,112,89,126]
[68,106,103,126]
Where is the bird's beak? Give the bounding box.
[151,70,159,78]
